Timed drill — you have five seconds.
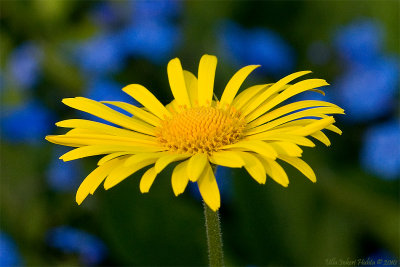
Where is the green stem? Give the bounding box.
[203,165,224,267]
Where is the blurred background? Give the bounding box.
[0,0,399,266]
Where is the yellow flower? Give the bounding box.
[46,54,344,211]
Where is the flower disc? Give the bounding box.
[156,106,246,154]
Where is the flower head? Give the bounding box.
[46,54,344,211]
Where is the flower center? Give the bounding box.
[156,106,246,154]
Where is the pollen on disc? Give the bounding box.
[156,106,246,154]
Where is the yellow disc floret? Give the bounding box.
[157,105,246,154]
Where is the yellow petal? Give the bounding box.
[267,142,303,157]
[219,64,260,107]
[246,78,330,122]
[187,153,208,182]
[183,70,199,107]
[139,167,158,193]
[102,101,161,127]
[124,152,165,167]
[98,152,131,166]
[104,158,158,190]
[197,55,217,106]
[290,117,335,136]
[310,131,331,146]
[167,58,191,108]
[245,125,301,138]
[278,155,316,182]
[154,153,190,174]
[257,156,289,187]
[59,145,163,162]
[222,140,277,159]
[122,84,171,119]
[327,124,342,135]
[241,70,312,117]
[236,152,266,184]
[56,119,157,142]
[246,107,343,136]
[165,99,180,113]
[197,162,220,211]
[209,151,245,168]
[46,134,159,148]
[247,100,342,129]
[171,159,190,196]
[76,156,125,204]
[269,118,343,135]
[246,133,316,147]
[62,97,156,135]
[232,83,271,110]
[65,128,94,135]
[45,135,80,147]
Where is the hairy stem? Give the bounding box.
[203,165,224,267]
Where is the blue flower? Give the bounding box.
[219,21,295,76]
[7,42,43,89]
[333,56,399,122]
[1,100,54,145]
[360,120,400,180]
[0,231,22,267]
[74,33,126,75]
[47,226,107,266]
[47,148,82,192]
[130,0,181,24]
[334,19,384,64]
[119,21,181,64]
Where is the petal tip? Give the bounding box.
[103,182,111,190]
[168,58,182,68]
[61,98,75,105]
[201,54,217,59]
[173,190,182,197]
[279,180,289,187]
[75,194,85,205]
[207,203,220,212]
